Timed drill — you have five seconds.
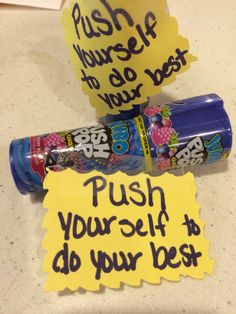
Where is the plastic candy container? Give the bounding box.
[10,94,232,194]
[99,103,148,124]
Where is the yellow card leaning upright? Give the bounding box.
[61,0,197,117]
[42,170,214,291]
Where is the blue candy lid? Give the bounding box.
[9,140,40,194]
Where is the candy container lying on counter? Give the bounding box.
[9,94,232,194]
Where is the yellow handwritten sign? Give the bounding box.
[61,0,197,117]
[42,170,213,291]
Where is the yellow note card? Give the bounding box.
[42,170,214,291]
[61,0,197,116]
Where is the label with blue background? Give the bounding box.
[9,94,232,194]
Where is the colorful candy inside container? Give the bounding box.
[9,94,232,194]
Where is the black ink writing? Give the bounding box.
[72,3,158,69]
[109,67,137,88]
[97,83,143,109]
[81,69,101,90]
[150,242,202,270]
[83,176,167,212]
[119,211,168,238]
[83,175,106,207]
[52,243,81,274]
[144,48,188,86]
[72,0,134,40]
[58,211,117,240]
[179,244,202,267]
[90,249,143,280]
[182,215,201,236]
[150,242,181,269]
[59,211,171,240]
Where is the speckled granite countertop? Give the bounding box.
[0,1,236,313]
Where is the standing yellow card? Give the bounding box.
[61,0,197,116]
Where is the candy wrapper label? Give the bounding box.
[42,170,214,291]
[61,0,197,116]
